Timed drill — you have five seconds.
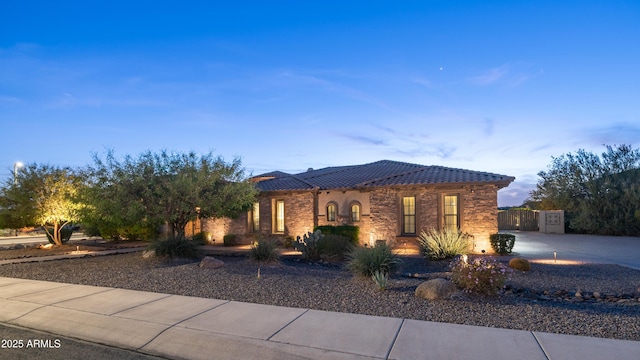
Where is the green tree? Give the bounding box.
[85,150,257,239]
[0,164,83,245]
[530,144,640,235]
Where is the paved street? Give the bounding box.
[0,323,162,360]
[510,231,640,270]
[0,233,91,247]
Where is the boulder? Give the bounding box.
[415,278,456,300]
[199,256,224,269]
[508,257,531,272]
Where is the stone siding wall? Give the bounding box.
[203,184,500,253]
[369,188,399,244]
[285,191,316,237]
[369,185,499,254]
[460,184,499,253]
[202,213,250,244]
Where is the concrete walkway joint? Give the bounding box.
[2,276,639,360]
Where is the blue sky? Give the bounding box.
[2,1,639,206]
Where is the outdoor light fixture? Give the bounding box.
[13,161,23,184]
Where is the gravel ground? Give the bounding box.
[1,252,639,341]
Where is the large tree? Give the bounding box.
[530,144,640,235]
[85,150,257,239]
[0,163,83,245]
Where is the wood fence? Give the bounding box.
[498,210,539,231]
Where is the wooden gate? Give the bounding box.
[498,210,539,231]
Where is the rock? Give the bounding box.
[415,279,456,300]
[39,243,54,249]
[199,256,224,269]
[593,291,601,299]
[574,291,582,298]
[142,250,156,259]
[13,244,25,249]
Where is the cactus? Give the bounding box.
[293,230,324,260]
[371,270,388,290]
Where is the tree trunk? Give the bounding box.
[44,222,63,246]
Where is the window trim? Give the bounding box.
[326,202,337,222]
[402,195,416,235]
[443,194,460,231]
[274,199,285,233]
[350,202,361,222]
[251,202,260,232]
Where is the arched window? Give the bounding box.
[327,203,337,222]
[350,203,361,222]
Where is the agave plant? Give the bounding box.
[418,228,471,260]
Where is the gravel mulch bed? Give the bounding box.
[1,252,639,341]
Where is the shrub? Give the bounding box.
[293,230,324,260]
[371,270,389,290]
[490,233,516,255]
[283,236,294,248]
[418,228,471,260]
[347,242,402,277]
[192,231,212,243]
[450,256,511,295]
[317,234,355,258]
[81,223,102,237]
[508,257,531,272]
[315,225,359,245]
[148,236,202,259]
[95,223,158,241]
[122,223,158,241]
[249,238,280,263]
[223,234,237,247]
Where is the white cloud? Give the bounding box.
[467,65,509,86]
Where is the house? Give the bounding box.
[203,160,515,254]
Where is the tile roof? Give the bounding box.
[254,160,514,192]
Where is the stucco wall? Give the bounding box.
[317,190,371,244]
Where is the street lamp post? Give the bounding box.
[13,161,23,185]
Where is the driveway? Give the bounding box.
[508,231,640,270]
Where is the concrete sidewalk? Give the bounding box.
[1,277,639,360]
